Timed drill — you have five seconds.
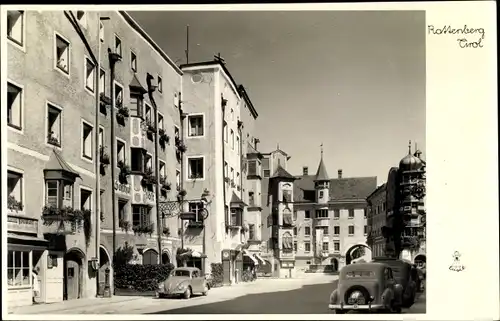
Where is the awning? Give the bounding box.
[254,253,266,265]
[8,233,49,251]
[243,250,258,265]
[179,249,207,259]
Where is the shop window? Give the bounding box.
[7,251,30,288]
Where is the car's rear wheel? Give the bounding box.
[344,285,371,305]
[202,284,209,296]
[183,287,192,299]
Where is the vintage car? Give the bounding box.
[371,257,417,307]
[156,267,209,299]
[328,262,403,314]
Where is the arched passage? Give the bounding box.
[161,251,171,264]
[64,248,85,301]
[143,249,159,265]
[98,246,111,295]
[330,258,339,272]
[345,244,372,265]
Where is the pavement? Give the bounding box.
[7,274,425,315]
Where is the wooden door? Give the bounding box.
[66,260,80,300]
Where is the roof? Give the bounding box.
[271,165,295,180]
[237,85,258,119]
[181,60,240,99]
[246,142,260,155]
[314,157,329,181]
[366,183,387,201]
[120,12,183,75]
[44,149,80,177]
[341,262,387,274]
[129,73,147,94]
[230,192,247,208]
[293,175,377,202]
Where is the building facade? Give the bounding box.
[366,183,387,257]
[178,60,264,283]
[292,152,377,272]
[6,10,182,307]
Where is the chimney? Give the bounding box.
[338,169,343,179]
[254,138,260,150]
[303,166,308,176]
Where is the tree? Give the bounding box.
[351,247,366,260]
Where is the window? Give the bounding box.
[76,10,87,28]
[8,170,23,213]
[80,188,92,211]
[84,58,96,92]
[118,200,127,221]
[364,208,367,218]
[47,104,62,147]
[249,191,255,206]
[293,241,297,252]
[7,251,30,288]
[315,209,328,218]
[55,34,70,74]
[130,51,137,72]
[319,226,329,235]
[230,130,234,149]
[334,209,340,219]
[305,210,311,219]
[99,21,104,42]
[319,191,324,199]
[145,104,152,122]
[114,35,122,56]
[130,94,143,118]
[230,209,242,226]
[45,180,73,208]
[348,225,355,235]
[224,122,228,142]
[293,227,297,236]
[364,225,368,235]
[158,114,164,130]
[82,121,93,160]
[322,242,329,251]
[334,226,340,235]
[262,158,270,177]
[145,154,153,173]
[188,202,205,222]
[334,242,340,251]
[99,127,104,149]
[7,82,22,130]
[7,11,24,46]
[348,209,354,219]
[282,232,293,252]
[236,172,240,186]
[249,224,255,240]
[99,69,106,96]
[116,140,125,166]
[188,115,204,137]
[157,76,162,93]
[176,170,181,191]
[230,109,234,121]
[304,226,311,236]
[188,157,204,179]
[231,168,234,182]
[115,83,123,106]
[247,160,257,176]
[236,136,240,155]
[157,161,165,179]
[132,205,150,227]
[293,211,297,221]
[282,209,293,226]
[174,126,180,139]
[304,242,311,252]
[224,162,228,179]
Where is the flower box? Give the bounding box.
[133,224,154,235]
[159,128,170,147]
[162,226,170,236]
[100,146,111,165]
[8,195,23,212]
[141,167,158,186]
[119,219,131,232]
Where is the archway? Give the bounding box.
[330,258,339,272]
[63,248,85,301]
[98,246,111,295]
[414,254,426,267]
[345,244,372,265]
[161,251,171,264]
[143,249,159,265]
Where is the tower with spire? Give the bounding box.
[314,144,330,204]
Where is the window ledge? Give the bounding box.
[8,123,22,132]
[7,286,31,290]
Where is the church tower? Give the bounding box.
[314,145,330,204]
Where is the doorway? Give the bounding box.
[161,252,171,264]
[63,249,84,300]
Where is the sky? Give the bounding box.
[129,10,426,185]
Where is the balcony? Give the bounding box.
[130,117,147,150]
[7,214,38,234]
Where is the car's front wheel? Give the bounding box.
[183,287,192,299]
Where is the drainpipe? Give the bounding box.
[94,14,102,297]
[221,95,227,232]
[146,74,162,262]
[179,92,185,251]
[108,49,121,294]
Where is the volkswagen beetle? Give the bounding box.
[156,267,209,299]
[328,262,403,314]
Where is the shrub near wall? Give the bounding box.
[210,263,224,288]
[114,263,175,292]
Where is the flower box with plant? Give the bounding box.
[100,92,111,106]
[116,100,130,124]
[224,177,230,183]
[57,59,67,71]
[237,186,241,191]
[133,224,154,235]
[42,205,77,224]
[162,226,170,236]
[145,119,156,137]
[160,177,171,191]
[176,141,187,153]
[118,161,131,184]
[119,219,131,232]
[159,128,170,147]
[201,188,210,198]
[100,211,104,222]
[141,167,158,186]
[231,180,236,188]
[8,195,24,212]
[100,146,111,165]
[47,131,60,146]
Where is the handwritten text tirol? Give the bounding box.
[428,25,485,49]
